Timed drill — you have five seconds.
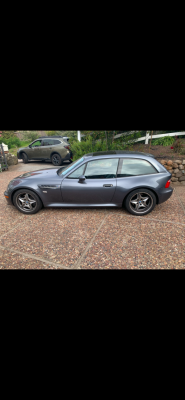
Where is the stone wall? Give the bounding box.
[158,159,185,185]
[5,153,18,166]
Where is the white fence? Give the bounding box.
[114,131,185,145]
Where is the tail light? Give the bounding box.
[165,180,171,188]
[64,146,70,150]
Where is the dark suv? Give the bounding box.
[17,136,73,166]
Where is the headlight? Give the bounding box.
[7,179,21,191]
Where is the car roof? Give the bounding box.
[38,136,64,139]
[84,150,155,158]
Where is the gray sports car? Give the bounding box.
[4,151,173,216]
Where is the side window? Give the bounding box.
[85,158,119,179]
[53,140,61,145]
[67,164,85,179]
[42,140,50,146]
[31,140,42,147]
[117,158,157,177]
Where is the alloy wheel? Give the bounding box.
[129,192,153,214]
[16,192,37,213]
[52,155,61,165]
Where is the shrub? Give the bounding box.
[24,132,39,142]
[173,138,183,153]
[0,137,21,149]
[70,134,135,161]
[152,136,174,146]
[45,131,57,136]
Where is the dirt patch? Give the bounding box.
[133,139,185,160]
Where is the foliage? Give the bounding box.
[24,132,40,142]
[173,137,183,153]
[1,131,16,139]
[0,137,30,151]
[180,147,185,155]
[70,132,137,161]
[45,131,57,136]
[0,137,21,149]
[152,136,174,146]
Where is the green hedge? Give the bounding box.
[70,135,135,161]
[0,137,21,149]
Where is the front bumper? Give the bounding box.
[4,191,13,205]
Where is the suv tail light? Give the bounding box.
[165,180,171,188]
[64,146,70,150]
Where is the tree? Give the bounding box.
[1,131,15,139]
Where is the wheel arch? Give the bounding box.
[11,187,44,207]
[123,186,159,206]
[50,151,63,160]
[19,151,28,159]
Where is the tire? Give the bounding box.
[13,189,42,215]
[124,188,156,216]
[51,153,62,166]
[22,153,28,164]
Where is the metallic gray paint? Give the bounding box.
[4,152,173,211]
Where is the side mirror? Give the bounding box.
[78,175,86,182]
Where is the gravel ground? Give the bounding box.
[0,164,185,269]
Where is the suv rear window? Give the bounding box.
[117,158,157,177]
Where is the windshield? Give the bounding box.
[57,157,84,176]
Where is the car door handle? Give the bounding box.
[103,184,113,187]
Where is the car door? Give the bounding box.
[61,158,119,204]
[41,139,54,158]
[29,140,43,159]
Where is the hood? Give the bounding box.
[16,168,59,180]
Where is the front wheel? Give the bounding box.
[124,189,156,216]
[51,153,62,166]
[22,153,28,164]
[13,189,42,214]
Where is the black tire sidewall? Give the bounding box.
[51,153,62,166]
[124,188,156,216]
[22,153,28,164]
[13,189,42,214]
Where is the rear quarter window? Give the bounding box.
[117,158,157,177]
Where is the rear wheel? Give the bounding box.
[22,153,28,164]
[51,153,62,166]
[124,188,156,216]
[13,189,42,214]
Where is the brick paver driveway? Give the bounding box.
[1,162,185,269]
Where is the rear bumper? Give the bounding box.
[157,187,173,204]
[64,151,73,161]
[4,191,13,205]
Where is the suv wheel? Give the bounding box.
[13,189,42,214]
[124,188,156,216]
[22,153,28,164]
[51,153,62,166]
